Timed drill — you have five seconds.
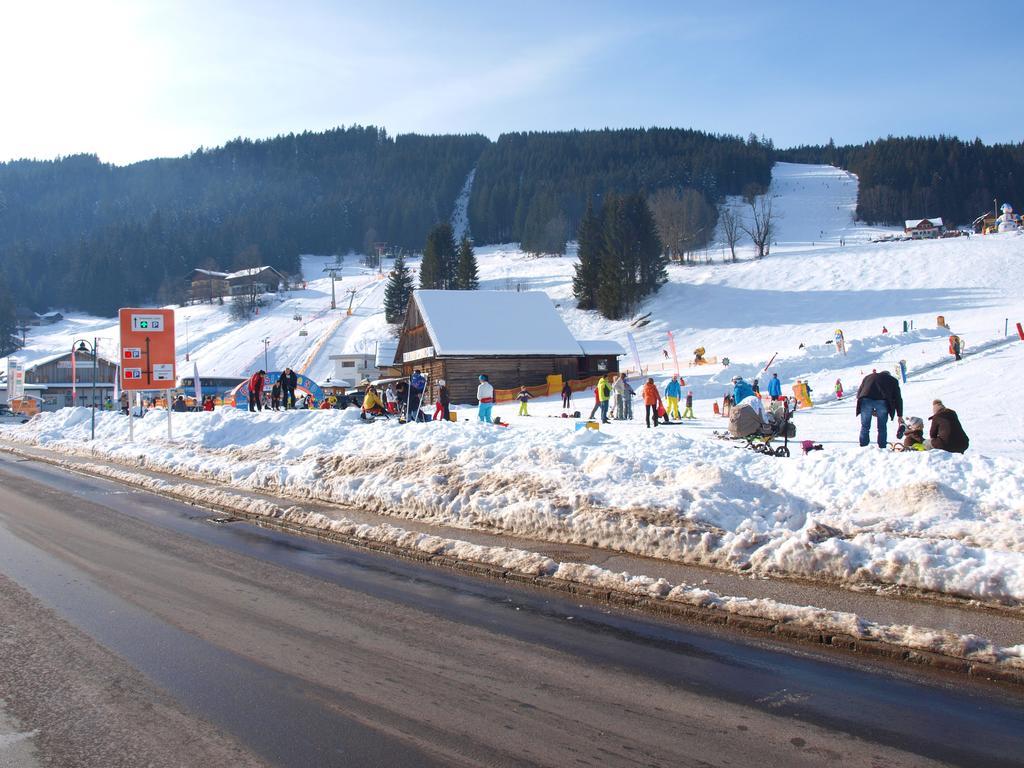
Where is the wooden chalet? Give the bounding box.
[23,349,120,409]
[904,217,944,239]
[190,269,230,302]
[395,290,624,404]
[973,212,997,234]
[226,266,286,295]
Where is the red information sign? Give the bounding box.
[118,308,176,391]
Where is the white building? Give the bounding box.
[327,353,379,388]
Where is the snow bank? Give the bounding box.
[7,405,1024,608]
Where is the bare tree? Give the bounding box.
[649,188,716,264]
[740,196,776,259]
[719,207,742,262]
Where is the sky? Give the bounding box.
[1,0,1020,165]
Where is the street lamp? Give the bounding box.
[262,338,270,372]
[72,337,98,441]
[185,315,191,362]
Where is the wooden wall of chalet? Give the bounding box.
[26,353,119,386]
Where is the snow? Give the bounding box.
[4,161,1024,614]
[414,290,585,356]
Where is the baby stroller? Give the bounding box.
[715,398,796,457]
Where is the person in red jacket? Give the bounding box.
[641,378,663,428]
[202,395,215,411]
[247,370,266,412]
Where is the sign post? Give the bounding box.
[119,308,176,441]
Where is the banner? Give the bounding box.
[6,358,24,402]
[626,332,643,375]
[666,331,679,375]
[193,361,202,404]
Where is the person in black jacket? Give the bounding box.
[855,370,904,448]
[280,367,298,409]
[929,400,969,453]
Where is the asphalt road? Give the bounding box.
[0,452,1022,768]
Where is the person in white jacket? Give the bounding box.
[611,374,627,420]
[477,374,495,423]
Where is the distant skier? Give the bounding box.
[247,370,266,412]
[611,374,627,420]
[434,380,451,421]
[732,376,754,404]
[361,385,385,419]
[949,335,962,361]
[682,391,695,420]
[477,374,495,424]
[664,375,682,420]
[622,375,634,420]
[280,367,298,409]
[516,386,533,416]
[595,375,612,423]
[561,381,572,408]
[767,373,783,401]
[642,378,663,428]
[835,378,844,399]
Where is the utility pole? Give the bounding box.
[262,338,270,371]
[345,288,358,316]
[72,337,99,441]
[185,315,191,362]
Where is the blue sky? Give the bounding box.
[1,0,1020,164]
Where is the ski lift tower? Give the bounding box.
[322,262,344,310]
[373,241,388,274]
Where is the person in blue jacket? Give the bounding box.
[732,376,755,404]
[767,373,783,401]
[664,375,682,420]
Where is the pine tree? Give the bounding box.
[572,199,601,310]
[384,253,414,323]
[596,196,626,320]
[455,236,479,290]
[420,223,457,289]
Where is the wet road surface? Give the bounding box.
[0,452,1021,767]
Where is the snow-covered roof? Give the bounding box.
[192,268,229,278]
[905,218,943,229]
[414,290,585,356]
[22,349,118,370]
[576,340,626,356]
[375,340,398,368]
[225,265,284,281]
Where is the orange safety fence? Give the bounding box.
[494,373,607,403]
[493,381,551,403]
